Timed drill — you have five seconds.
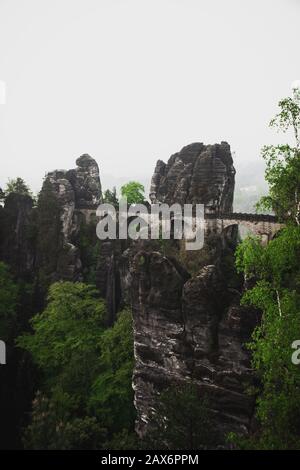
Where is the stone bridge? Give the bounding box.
[205,212,285,242]
[79,208,285,244]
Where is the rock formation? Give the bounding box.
[66,154,102,210]
[36,154,102,282]
[121,142,260,443]
[150,142,235,213]
[45,153,102,236]
[121,248,259,442]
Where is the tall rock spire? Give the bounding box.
[150,142,235,214]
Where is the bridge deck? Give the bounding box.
[205,212,279,223]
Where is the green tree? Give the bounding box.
[36,179,62,293]
[17,282,136,449]
[17,282,106,398]
[5,177,32,198]
[103,187,119,208]
[235,228,300,449]
[89,309,136,436]
[0,263,38,450]
[79,218,100,284]
[256,96,300,224]
[146,383,220,450]
[120,181,145,204]
[0,262,18,341]
[23,390,106,450]
[235,90,300,449]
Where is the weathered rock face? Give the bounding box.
[150,142,235,213]
[120,248,189,435]
[45,154,102,236]
[67,154,102,209]
[121,249,258,441]
[182,269,259,437]
[37,154,102,282]
[44,171,77,242]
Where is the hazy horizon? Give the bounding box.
[1,0,299,196]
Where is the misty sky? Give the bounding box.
[0,0,299,195]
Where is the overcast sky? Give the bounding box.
[0,0,299,195]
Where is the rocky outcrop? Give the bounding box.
[150,142,235,213]
[36,154,102,282]
[121,249,258,441]
[66,154,102,210]
[45,154,102,236]
[44,171,78,242]
[182,268,259,437]
[120,248,189,435]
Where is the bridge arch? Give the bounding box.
[205,213,285,245]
